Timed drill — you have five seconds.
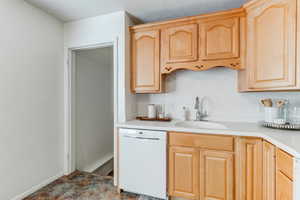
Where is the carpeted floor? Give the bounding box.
[23,171,160,200]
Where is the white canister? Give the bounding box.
[264,107,279,123]
[148,104,156,119]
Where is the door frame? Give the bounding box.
[64,38,119,177]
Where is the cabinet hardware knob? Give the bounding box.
[165,67,172,71]
[195,65,204,69]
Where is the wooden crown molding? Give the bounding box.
[130,7,246,32]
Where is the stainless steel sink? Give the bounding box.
[174,121,228,130]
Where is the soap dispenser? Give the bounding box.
[181,106,188,121]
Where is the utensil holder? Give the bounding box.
[264,107,279,123]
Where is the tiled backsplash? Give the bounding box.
[136,68,300,122]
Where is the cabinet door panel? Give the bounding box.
[276,148,294,180]
[131,30,161,93]
[201,18,239,60]
[276,171,293,200]
[263,141,276,200]
[169,146,199,199]
[247,0,296,89]
[200,150,234,200]
[162,24,198,64]
[236,137,263,200]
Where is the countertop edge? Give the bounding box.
[116,122,300,159]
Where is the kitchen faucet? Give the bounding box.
[194,96,207,121]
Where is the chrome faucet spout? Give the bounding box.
[194,96,199,110]
[194,97,208,121]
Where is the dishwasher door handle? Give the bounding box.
[123,135,160,140]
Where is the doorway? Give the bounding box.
[67,45,115,178]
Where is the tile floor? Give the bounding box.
[23,171,160,200]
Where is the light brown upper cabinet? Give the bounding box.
[130,8,245,93]
[131,30,162,93]
[160,10,245,74]
[200,18,240,61]
[161,24,198,64]
[239,0,300,91]
[130,0,300,93]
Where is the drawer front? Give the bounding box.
[276,148,294,180]
[169,132,234,151]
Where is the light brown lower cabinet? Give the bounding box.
[168,147,234,200]
[168,133,294,200]
[263,141,293,200]
[168,132,235,200]
[200,150,234,200]
[168,146,199,200]
[236,137,263,200]
[276,171,293,200]
[263,141,276,200]
[276,148,294,200]
[261,143,294,200]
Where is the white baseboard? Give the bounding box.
[11,172,64,200]
[11,154,114,200]
[82,153,114,173]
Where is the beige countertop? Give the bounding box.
[117,120,300,158]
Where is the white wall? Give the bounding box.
[64,11,136,185]
[64,11,136,123]
[75,47,114,172]
[125,14,138,120]
[136,68,300,122]
[0,0,64,199]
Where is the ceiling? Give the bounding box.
[25,0,247,23]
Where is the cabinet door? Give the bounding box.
[200,18,239,60]
[276,171,293,200]
[263,141,276,200]
[276,148,294,180]
[246,0,297,89]
[200,150,234,200]
[276,148,293,200]
[162,24,198,64]
[236,137,263,200]
[131,30,161,93]
[169,146,199,199]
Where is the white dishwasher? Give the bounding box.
[119,128,167,199]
